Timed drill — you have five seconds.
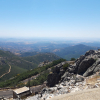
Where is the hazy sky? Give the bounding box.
[0,0,100,39]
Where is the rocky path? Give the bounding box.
[48,88,100,100]
[0,64,11,78]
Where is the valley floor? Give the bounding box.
[48,87,100,100]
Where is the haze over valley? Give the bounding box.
[0,38,99,60]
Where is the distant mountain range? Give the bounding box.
[0,42,70,54]
[54,44,98,60]
[0,41,99,60]
[20,44,98,60]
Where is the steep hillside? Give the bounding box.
[0,50,60,81]
[54,44,97,60]
[0,58,66,88]
[0,50,35,81]
[23,53,60,64]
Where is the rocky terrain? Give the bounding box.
[26,49,100,100]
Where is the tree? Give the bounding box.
[63,63,69,70]
[70,58,76,61]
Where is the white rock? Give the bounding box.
[71,87,80,93]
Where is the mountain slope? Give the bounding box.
[0,50,60,81]
[23,53,60,64]
[20,51,39,57]
[54,44,98,60]
[0,58,66,88]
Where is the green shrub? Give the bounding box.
[63,63,69,70]
[70,58,76,61]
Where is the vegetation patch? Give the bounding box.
[0,58,66,88]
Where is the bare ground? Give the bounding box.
[48,88,100,100]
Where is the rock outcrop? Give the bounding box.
[47,49,100,87]
[77,58,95,75]
[39,72,100,100]
[68,49,100,77]
[27,49,100,100]
[47,63,65,87]
[83,59,100,77]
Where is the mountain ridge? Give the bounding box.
[54,44,98,60]
[0,50,60,81]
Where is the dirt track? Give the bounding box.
[0,64,11,78]
[49,88,100,100]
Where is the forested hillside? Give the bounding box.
[0,50,60,81]
[0,58,66,88]
[23,53,60,64]
[54,44,98,60]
